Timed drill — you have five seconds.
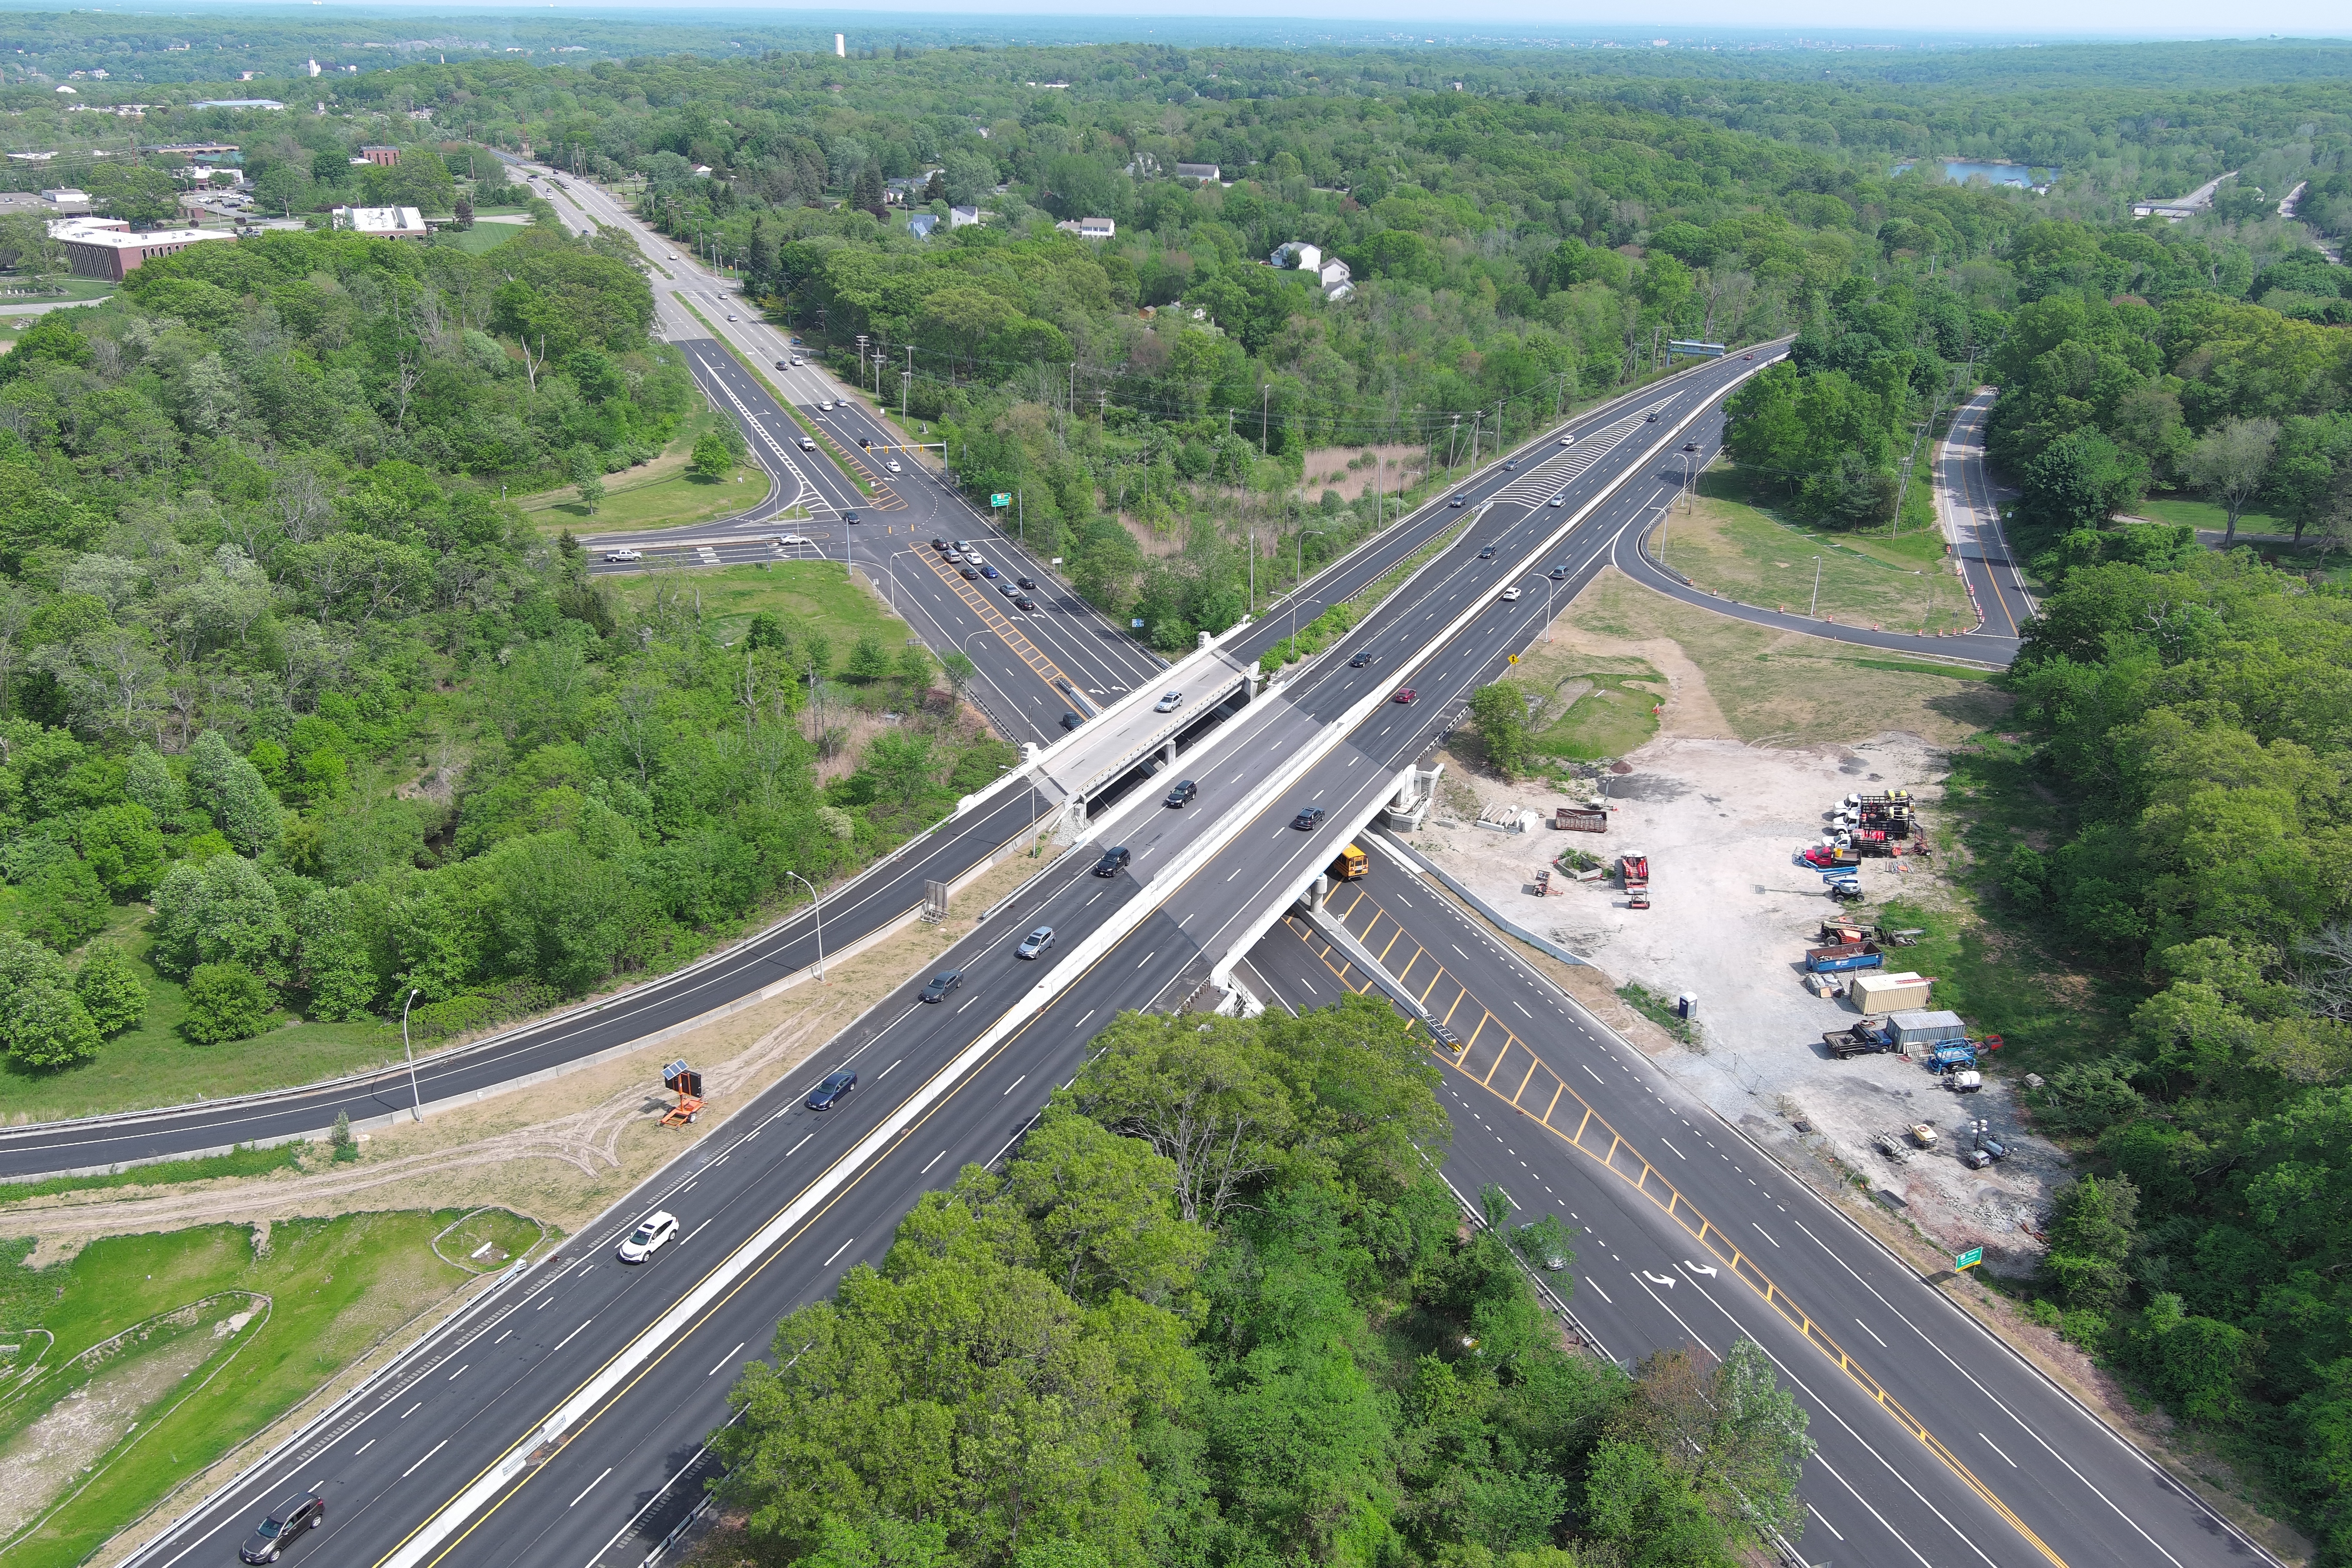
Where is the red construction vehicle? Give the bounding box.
[661,1059,704,1127]
[1620,851,1651,910]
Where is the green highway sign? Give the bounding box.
[1956,1246,1984,1271]
[990,493,1011,508]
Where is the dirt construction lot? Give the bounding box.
[1406,570,2060,1274]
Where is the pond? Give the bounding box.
[1891,159,2057,188]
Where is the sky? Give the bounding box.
[62,0,2349,42]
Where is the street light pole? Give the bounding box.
[784,870,826,980]
[401,988,423,1121]
[1292,527,1332,647]
[1810,556,1823,618]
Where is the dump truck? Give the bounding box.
[1555,804,1609,833]
[1805,941,1885,974]
[1327,843,1368,882]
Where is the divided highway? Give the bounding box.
[123,354,1793,1568]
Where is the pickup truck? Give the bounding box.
[1822,1022,1898,1059]
[1804,941,1883,974]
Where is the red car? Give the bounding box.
[1394,689,1417,704]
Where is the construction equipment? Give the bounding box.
[1872,1130,1912,1164]
[1620,852,1650,909]
[1946,1070,1984,1093]
[1824,875,1865,903]
[1327,843,1368,882]
[1910,1122,1939,1149]
[660,1060,704,1127]
[1922,1040,1980,1075]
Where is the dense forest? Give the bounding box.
[0,218,1009,1069]
[714,997,1813,1568]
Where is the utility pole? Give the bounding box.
[1261,385,1270,454]
[855,333,868,398]
[1448,413,1461,475]
[1470,407,1481,466]
[1810,556,1823,618]
[902,344,913,423]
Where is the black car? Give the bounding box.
[1450,494,1468,507]
[775,358,790,371]
[1682,441,1700,453]
[1645,413,1658,423]
[807,1070,858,1109]
[1348,651,1372,668]
[1165,779,1197,808]
[919,970,963,1002]
[932,537,949,550]
[1017,576,1038,590]
[1478,545,1497,560]
[1291,807,1326,831]
[960,566,980,579]
[1059,711,1083,731]
[842,511,861,524]
[1093,845,1131,876]
[240,1493,323,1564]
[1015,596,1038,611]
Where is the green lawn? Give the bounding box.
[1513,654,1667,763]
[1654,468,1977,634]
[612,560,916,654]
[443,221,527,254]
[0,276,116,304]
[519,409,771,533]
[0,1214,526,1568]
[2131,494,2286,537]
[0,904,400,1127]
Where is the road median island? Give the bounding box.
[671,296,876,496]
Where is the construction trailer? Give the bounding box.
[661,1060,704,1126]
[1851,970,1931,1013]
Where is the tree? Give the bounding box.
[565,447,606,514]
[182,961,272,1044]
[939,650,976,712]
[187,730,283,856]
[2042,1173,2140,1312]
[149,854,289,983]
[998,1107,1212,1305]
[844,632,891,682]
[84,162,181,228]
[2019,429,2146,530]
[0,931,102,1067]
[74,943,147,1037]
[892,644,933,701]
[12,843,109,950]
[2185,416,2281,546]
[77,802,165,898]
[1469,681,1534,779]
[688,432,733,482]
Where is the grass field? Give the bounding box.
[1512,654,1668,762]
[0,904,399,1128]
[1558,567,2011,748]
[611,560,916,655]
[1651,469,1977,634]
[0,1214,493,1568]
[442,221,524,255]
[518,409,768,533]
[0,277,116,304]
[2131,494,2284,536]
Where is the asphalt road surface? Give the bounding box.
[1244,865,2269,1568]
[123,355,1780,1568]
[1938,387,2040,641]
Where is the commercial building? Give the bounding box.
[358,145,401,167]
[55,221,234,281]
[331,205,428,239]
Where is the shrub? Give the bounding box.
[73,943,147,1037]
[182,962,272,1044]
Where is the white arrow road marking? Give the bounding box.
[1642,1270,1678,1288]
